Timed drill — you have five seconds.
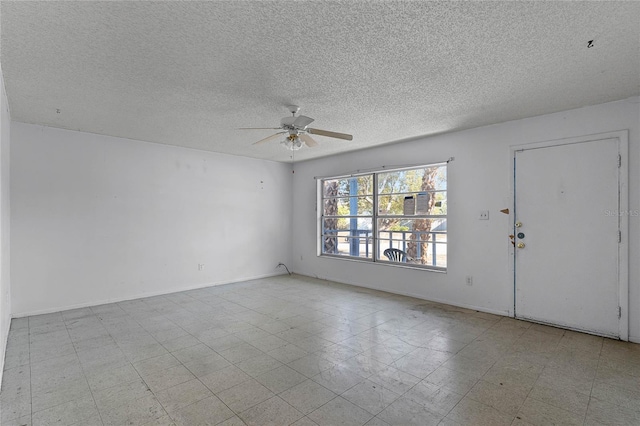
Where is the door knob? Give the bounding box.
[515,222,523,228]
[517,242,525,249]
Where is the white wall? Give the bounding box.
[292,97,640,342]
[11,123,293,316]
[0,65,11,378]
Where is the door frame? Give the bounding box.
[509,130,629,340]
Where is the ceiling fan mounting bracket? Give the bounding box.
[287,105,300,115]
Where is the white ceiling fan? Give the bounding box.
[241,105,353,150]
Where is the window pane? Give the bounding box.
[379,192,446,216]
[431,193,447,215]
[378,169,424,194]
[323,218,372,233]
[323,175,373,197]
[323,196,373,217]
[377,218,447,267]
[321,217,373,258]
[378,166,446,195]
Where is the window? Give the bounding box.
[320,163,447,270]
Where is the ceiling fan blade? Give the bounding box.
[293,115,314,128]
[239,127,282,130]
[299,133,318,148]
[307,128,353,141]
[252,131,286,145]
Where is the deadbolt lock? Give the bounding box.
[517,242,525,249]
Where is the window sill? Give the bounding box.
[319,254,447,273]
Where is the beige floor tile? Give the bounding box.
[307,396,374,426]
[217,378,275,413]
[288,354,337,378]
[536,367,594,395]
[31,377,91,413]
[294,336,335,353]
[182,353,231,378]
[377,396,442,426]
[93,379,152,410]
[446,397,513,426]
[171,343,218,364]
[516,397,584,426]
[170,395,235,426]
[466,379,528,416]
[317,343,361,363]
[100,395,167,426]
[32,396,99,426]
[545,355,599,382]
[133,353,181,376]
[160,335,201,353]
[141,364,196,393]
[236,354,283,377]
[600,339,640,363]
[423,336,468,355]
[528,382,590,415]
[585,396,640,425]
[86,363,141,391]
[219,343,267,364]
[312,365,366,394]
[145,414,176,425]
[255,365,308,393]
[0,387,31,424]
[239,396,304,426]
[441,353,496,379]
[292,417,320,426]
[590,382,640,412]
[267,344,309,364]
[424,366,479,394]
[279,379,337,415]
[1,415,33,426]
[216,416,247,426]
[154,378,213,416]
[341,379,401,415]
[339,355,388,379]
[360,344,405,364]
[403,380,463,416]
[456,340,512,361]
[368,365,421,395]
[393,348,450,379]
[199,365,252,394]
[363,416,391,426]
[481,364,539,391]
[245,335,289,352]
[204,334,245,352]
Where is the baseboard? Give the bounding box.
[12,271,288,318]
[292,271,510,317]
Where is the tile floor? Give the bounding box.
[2,274,640,426]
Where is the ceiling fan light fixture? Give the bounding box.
[281,135,303,151]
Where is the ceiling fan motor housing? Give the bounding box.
[280,116,297,127]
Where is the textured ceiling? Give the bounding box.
[1,1,639,162]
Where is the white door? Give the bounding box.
[514,137,622,338]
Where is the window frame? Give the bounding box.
[318,163,447,271]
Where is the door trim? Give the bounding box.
[509,130,629,341]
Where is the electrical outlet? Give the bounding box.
[479,210,489,220]
[198,264,204,271]
[466,276,473,286]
